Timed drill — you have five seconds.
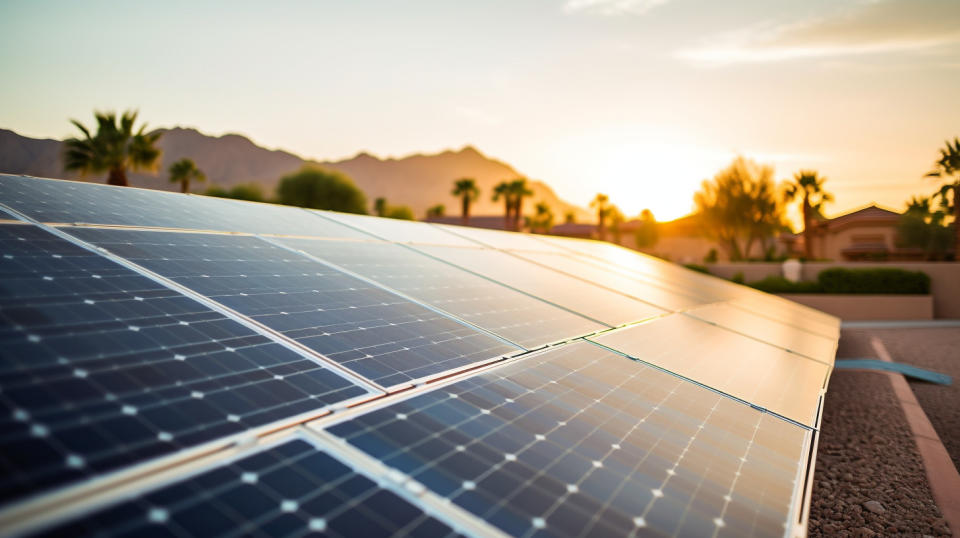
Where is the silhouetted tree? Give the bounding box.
[426,204,445,219]
[526,201,554,233]
[452,178,479,225]
[383,205,414,220]
[168,158,205,193]
[493,181,512,229]
[925,137,960,257]
[63,110,162,186]
[695,157,787,261]
[634,209,658,248]
[564,210,576,224]
[897,196,952,260]
[374,197,388,217]
[590,193,610,241]
[205,183,266,202]
[508,178,534,231]
[783,170,833,259]
[275,166,367,213]
[608,205,625,244]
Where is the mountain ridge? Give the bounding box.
[0,127,590,220]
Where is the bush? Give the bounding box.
[684,264,710,274]
[275,166,367,213]
[731,272,745,284]
[817,268,930,294]
[748,276,822,294]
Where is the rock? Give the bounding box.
[851,527,876,538]
[862,500,885,514]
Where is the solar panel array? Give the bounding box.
[0,174,838,537]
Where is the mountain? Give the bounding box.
[0,127,591,221]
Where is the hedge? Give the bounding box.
[745,268,931,294]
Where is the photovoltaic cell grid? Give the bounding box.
[37,437,465,538]
[277,238,605,349]
[0,224,367,506]
[0,174,370,239]
[0,176,836,537]
[412,245,668,327]
[67,228,520,388]
[327,341,809,538]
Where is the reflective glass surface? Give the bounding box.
[68,228,519,388]
[434,224,568,253]
[0,225,366,507]
[413,245,667,327]
[590,314,829,426]
[0,175,368,239]
[316,211,478,246]
[328,341,809,538]
[278,238,605,349]
[38,437,463,537]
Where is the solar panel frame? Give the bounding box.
[271,237,608,351]
[23,431,500,538]
[62,227,522,390]
[0,222,377,510]
[318,340,815,538]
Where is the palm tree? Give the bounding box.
[508,178,534,231]
[493,181,512,229]
[168,158,205,194]
[590,193,610,241]
[925,137,960,257]
[374,197,388,217]
[526,201,554,233]
[783,171,833,259]
[63,110,162,187]
[451,178,480,225]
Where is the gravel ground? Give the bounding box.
[860,328,960,472]
[807,330,952,537]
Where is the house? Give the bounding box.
[806,204,918,261]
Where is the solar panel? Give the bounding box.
[315,211,480,246]
[65,227,520,388]
[589,314,829,426]
[325,341,811,537]
[0,174,369,239]
[275,238,605,348]
[37,435,469,537]
[683,302,838,364]
[0,224,369,507]
[0,176,837,537]
[411,245,668,327]
[434,224,568,253]
[508,250,708,311]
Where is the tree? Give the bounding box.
[451,178,479,225]
[608,205,625,244]
[373,197,388,217]
[564,210,576,224]
[590,193,610,241]
[426,204,445,219]
[168,158,205,194]
[897,196,953,260]
[205,183,266,202]
[925,137,960,257]
[63,110,162,187]
[783,170,833,259]
[383,205,414,220]
[634,209,658,248]
[493,181,513,229]
[508,178,534,231]
[694,157,787,261]
[275,166,367,213]
[526,201,554,233]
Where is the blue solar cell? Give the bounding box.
[0,224,367,507]
[34,437,465,537]
[67,228,520,388]
[327,341,810,538]
[276,238,605,349]
[0,175,369,239]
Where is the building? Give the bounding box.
[807,204,919,261]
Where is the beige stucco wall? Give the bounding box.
[777,294,933,321]
[815,224,899,260]
[707,262,960,319]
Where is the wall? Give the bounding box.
[778,294,933,321]
[706,262,960,319]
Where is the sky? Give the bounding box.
[1,0,959,225]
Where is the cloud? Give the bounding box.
[678,0,960,64]
[563,0,669,16]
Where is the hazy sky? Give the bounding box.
[2,0,958,223]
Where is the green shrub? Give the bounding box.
[748,276,822,294]
[731,272,745,284]
[817,268,930,294]
[684,264,710,274]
